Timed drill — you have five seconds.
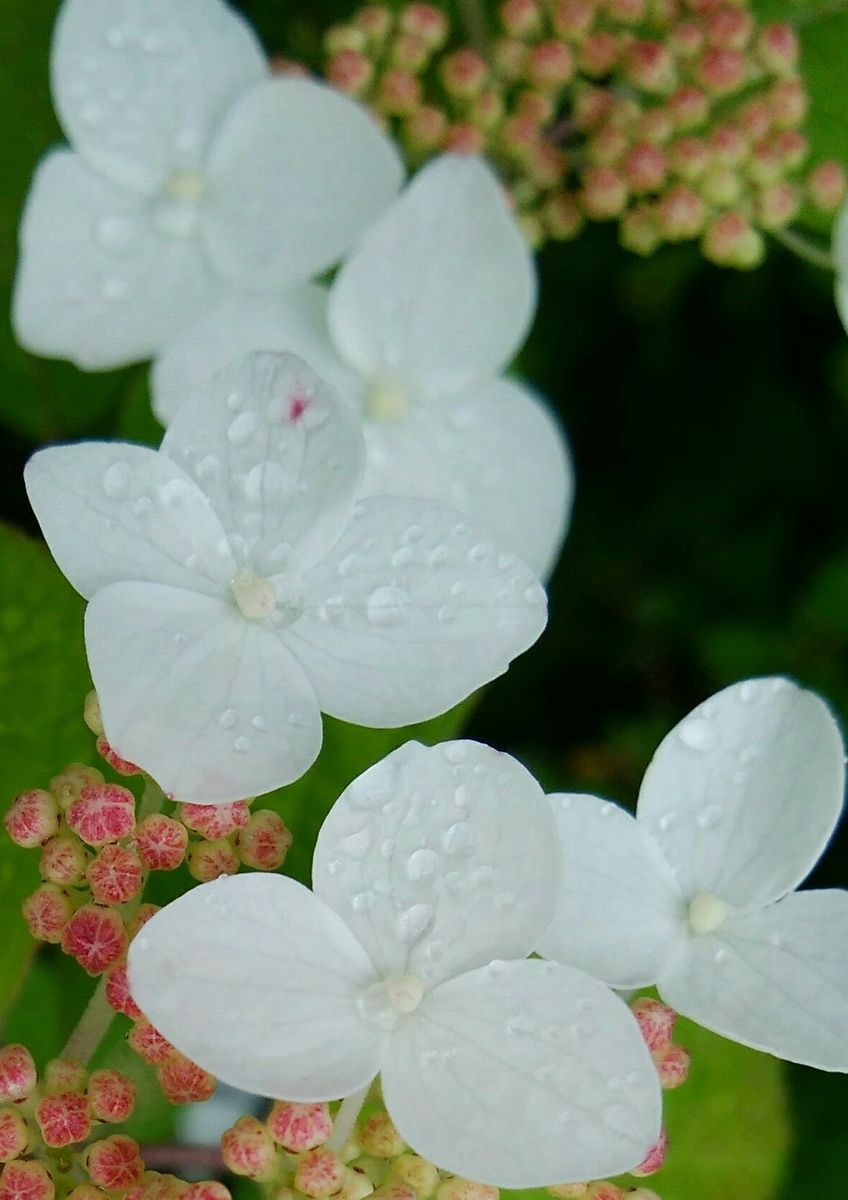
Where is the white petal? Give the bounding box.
[202,78,403,288]
[161,351,364,576]
[659,889,848,1071]
[25,442,232,600]
[328,155,536,400]
[536,794,683,989]
[86,582,322,802]
[361,378,573,580]
[285,497,547,727]
[313,740,560,985]
[52,0,266,191]
[12,150,214,369]
[151,287,355,425]
[128,872,385,1099]
[637,677,846,908]
[382,960,661,1187]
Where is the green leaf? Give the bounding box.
[0,521,95,1027]
[800,10,848,171]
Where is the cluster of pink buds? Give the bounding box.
[318,0,845,265]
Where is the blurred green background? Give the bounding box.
[1,1,847,1198]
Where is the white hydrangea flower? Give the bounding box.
[128,740,662,1187]
[537,676,848,1072]
[25,352,547,804]
[12,0,402,370]
[151,155,573,579]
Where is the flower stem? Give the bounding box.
[772,226,836,272]
[328,1084,372,1153]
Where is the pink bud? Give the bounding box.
[325,24,368,56]
[551,0,596,40]
[492,36,529,80]
[327,49,374,96]
[393,32,432,71]
[0,1047,36,1102]
[585,1186,622,1200]
[579,31,621,76]
[739,98,772,139]
[515,90,556,125]
[774,129,807,167]
[67,785,135,848]
[620,203,662,255]
[469,89,506,130]
[404,105,448,150]
[124,1173,187,1200]
[187,839,240,883]
[528,41,575,89]
[444,123,487,154]
[355,5,394,41]
[359,1112,406,1158]
[657,184,706,239]
[39,836,87,886]
[62,905,127,975]
[87,845,143,906]
[266,1102,332,1152]
[669,20,703,57]
[85,1136,144,1190]
[35,1092,91,1148]
[392,1156,439,1198]
[156,1055,215,1106]
[83,691,104,737]
[573,86,614,131]
[126,904,160,941]
[756,23,799,75]
[136,815,188,872]
[435,1181,498,1200]
[500,0,543,37]
[669,85,710,129]
[623,143,668,192]
[709,122,748,165]
[769,77,808,128]
[88,1070,136,1124]
[670,135,712,180]
[636,106,675,144]
[221,1117,277,1180]
[0,1161,55,1200]
[654,1040,692,1087]
[705,6,753,49]
[631,1127,669,1177]
[399,4,449,49]
[96,738,141,777]
[177,802,250,840]
[441,49,488,97]
[295,1151,345,1199]
[544,192,585,239]
[49,765,105,811]
[0,1110,28,1163]
[66,1187,108,1200]
[236,812,292,872]
[4,790,59,848]
[128,1022,176,1067]
[546,1186,587,1198]
[182,1185,232,1200]
[22,885,73,943]
[697,47,747,95]
[625,41,676,93]
[608,0,647,22]
[747,139,783,184]
[807,160,847,211]
[581,166,629,218]
[702,164,742,205]
[105,962,142,1019]
[756,180,800,229]
[43,1059,86,1094]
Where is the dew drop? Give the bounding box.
[714,947,729,964]
[338,552,363,576]
[428,544,449,567]
[102,461,131,498]
[405,848,441,882]
[351,892,375,912]
[679,717,718,751]
[398,903,435,943]
[379,837,395,860]
[227,411,257,445]
[159,478,191,505]
[251,715,267,732]
[132,496,152,517]
[402,524,423,545]
[233,736,250,753]
[524,583,545,604]
[453,784,470,808]
[96,216,134,251]
[470,864,494,885]
[442,822,475,857]
[326,859,344,876]
[288,712,304,728]
[391,547,414,567]
[468,542,490,562]
[696,804,722,830]
[738,680,760,704]
[443,744,469,764]
[339,828,372,859]
[218,709,237,730]
[367,585,410,626]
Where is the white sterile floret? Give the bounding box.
[25,352,548,804]
[12,0,402,370]
[151,155,574,579]
[536,676,848,1072]
[128,740,662,1186]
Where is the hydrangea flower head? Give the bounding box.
[152,155,573,579]
[537,676,848,1071]
[12,0,403,369]
[25,352,547,803]
[128,740,662,1187]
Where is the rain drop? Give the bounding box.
[367,585,410,626]
[398,904,435,943]
[391,547,413,567]
[233,736,250,753]
[406,848,440,882]
[218,709,237,729]
[442,822,475,857]
[132,496,152,517]
[251,715,267,732]
[96,217,134,251]
[339,828,372,859]
[102,462,131,498]
[679,717,718,751]
[228,411,257,445]
[696,805,722,830]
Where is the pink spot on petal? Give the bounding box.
[289,395,309,422]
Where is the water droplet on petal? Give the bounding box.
[442,822,475,857]
[102,461,131,498]
[367,585,410,626]
[495,891,516,910]
[391,547,414,567]
[351,892,375,912]
[398,903,435,943]
[233,736,250,753]
[227,411,257,445]
[339,828,372,859]
[696,804,723,830]
[251,715,267,732]
[443,744,469,764]
[96,216,134,251]
[679,717,718,751]
[405,848,441,882]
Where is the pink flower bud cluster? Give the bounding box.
[318,0,845,265]
[630,997,691,1090]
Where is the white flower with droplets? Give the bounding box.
[536,676,848,1071]
[128,740,661,1186]
[12,0,402,370]
[25,352,547,803]
[151,154,573,579]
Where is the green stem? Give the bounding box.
[772,226,836,272]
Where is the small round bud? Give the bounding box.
[774,129,807,167]
[391,1156,439,1199]
[371,1187,416,1200]
[62,905,127,975]
[584,1186,622,1200]
[579,31,620,76]
[528,41,575,89]
[697,47,747,96]
[543,192,585,239]
[517,210,545,249]
[296,1151,345,1199]
[608,0,647,22]
[501,114,543,163]
[106,962,142,1019]
[404,105,448,151]
[468,89,506,130]
[22,884,73,943]
[88,1070,136,1123]
[43,1058,86,1094]
[338,1169,374,1200]
[355,5,394,42]
[156,1055,215,1105]
[327,49,374,96]
[187,838,240,883]
[266,1101,332,1152]
[747,139,782,185]
[436,1181,498,1200]
[125,1173,187,1200]
[324,24,368,55]
[620,203,662,255]
[670,20,703,58]
[87,845,143,906]
[0,1160,55,1200]
[546,1186,587,1199]
[36,1092,92,1148]
[636,107,675,144]
[709,122,747,166]
[441,49,488,98]
[500,0,542,37]
[128,1021,176,1066]
[67,1188,108,1200]
[632,1127,669,1176]
[657,184,705,239]
[179,803,250,840]
[85,1136,144,1190]
[701,164,741,206]
[755,180,799,229]
[756,23,799,75]
[0,1110,28,1162]
[669,85,710,130]
[581,166,629,219]
[182,1185,232,1200]
[625,41,676,93]
[654,1040,692,1086]
[360,1112,406,1158]
[807,160,847,211]
[237,812,292,872]
[136,815,188,872]
[67,784,136,848]
[706,7,753,50]
[96,738,141,777]
[391,33,431,72]
[769,77,807,128]
[126,904,160,940]
[83,691,104,737]
[444,123,487,154]
[0,1047,36,1102]
[221,1117,277,1181]
[492,36,528,80]
[573,86,614,131]
[515,89,555,126]
[609,97,642,131]
[4,790,59,848]
[49,765,105,811]
[551,0,595,41]
[40,836,87,886]
[623,143,668,192]
[527,142,567,187]
[400,4,449,49]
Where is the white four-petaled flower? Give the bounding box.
[537,676,848,1072]
[152,155,573,579]
[12,0,402,370]
[128,740,662,1187]
[25,352,547,803]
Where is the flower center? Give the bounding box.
[166,168,207,204]
[231,568,276,620]
[364,379,408,423]
[152,169,208,238]
[357,973,425,1032]
[687,892,730,936]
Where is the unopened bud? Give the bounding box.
[88,1070,136,1123]
[500,114,541,162]
[469,89,506,130]
[698,47,747,95]
[295,1150,345,1198]
[125,1172,187,1200]
[669,85,710,130]
[85,1136,144,1190]
[43,1059,86,1094]
[325,24,368,55]
[400,4,449,49]
[584,1186,622,1200]
[544,192,585,239]
[156,1055,215,1105]
[67,784,135,848]
[136,815,188,872]
[581,166,629,219]
[187,838,240,883]
[620,203,662,255]
[436,1181,498,1200]
[87,845,143,906]
[774,129,807,167]
[378,66,422,115]
[547,1186,587,1199]
[62,905,127,975]
[654,1040,692,1086]
[22,884,73,943]
[756,23,799,75]
[0,1047,36,1102]
[670,20,703,57]
[608,0,647,22]
[127,1021,176,1067]
[631,1127,669,1177]
[514,90,554,125]
[391,33,431,72]
[222,1117,277,1181]
[441,49,488,98]
[756,180,799,229]
[96,738,141,777]
[709,122,747,166]
[359,1112,406,1158]
[404,105,448,151]
[4,790,59,848]
[637,106,675,144]
[0,1111,28,1163]
[355,5,394,42]
[178,802,250,840]
[40,836,87,886]
[49,765,104,811]
[551,0,595,41]
[444,122,487,154]
[391,1156,439,1199]
[528,41,575,89]
[126,904,160,941]
[83,691,104,737]
[573,86,614,131]
[182,1185,232,1200]
[701,164,742,205]
[657,185,706,239]
[579,31,620,76]
[626,41,676,93]
[492,36,528,80]
[327,49,374,96]
[500,0,543,37]
[0,1160,55,1200]
[623,143,667,192]
[807,160,846,211]
[236,811,292,872]
[36,1092,92,1148]
[337,1169,374,1200]
[769,77,807,128]
[266,1102,332,1152]
[706,6,753,50]
[106,963,142,1019]
[747,139,782,185]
